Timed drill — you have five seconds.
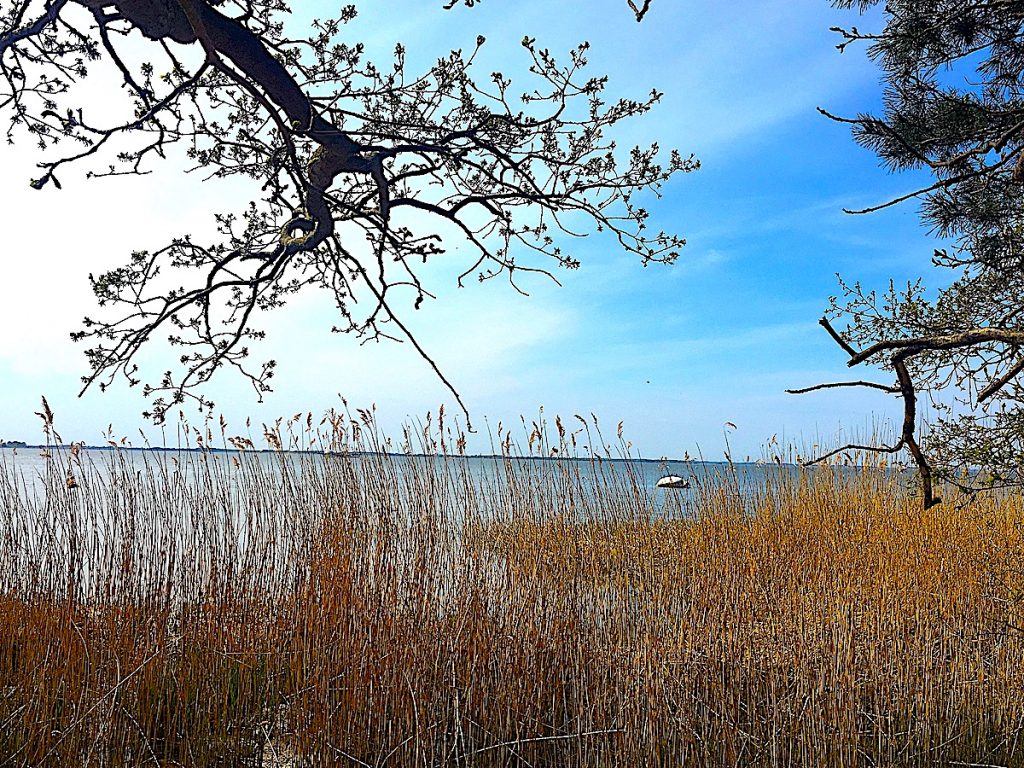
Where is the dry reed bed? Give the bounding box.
[0,425,1023,766]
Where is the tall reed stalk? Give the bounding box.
[0,412,1022,766]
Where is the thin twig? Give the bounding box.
[786,380,899,394]
[458,728,625,759]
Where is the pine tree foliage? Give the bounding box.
[0,0,689,421]
[796,0,1024,504]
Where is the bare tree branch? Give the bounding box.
[785,379,899,395]
[797,316,940,508]
[0,0,693,422]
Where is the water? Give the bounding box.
[0,446,802,514]
[0,445,886,599]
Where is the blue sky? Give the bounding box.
[0,0,940,457]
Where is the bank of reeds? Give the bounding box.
[1,413,1023,766]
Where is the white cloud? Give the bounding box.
[0,0,920,459]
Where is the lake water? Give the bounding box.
[0,445,901,599]
[0,445,807,513]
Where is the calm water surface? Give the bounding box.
[0,446,801,509]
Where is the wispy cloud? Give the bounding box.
[0,0,932,457]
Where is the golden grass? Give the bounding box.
[1,419,1024,766]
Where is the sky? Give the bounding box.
[0,0,941,458]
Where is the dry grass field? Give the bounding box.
[1,415,1023,766]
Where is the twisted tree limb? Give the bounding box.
[793,317,941,509]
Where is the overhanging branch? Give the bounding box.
[794,316,941,509]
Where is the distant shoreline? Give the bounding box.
[0,442,767,466]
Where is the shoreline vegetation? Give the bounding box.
[0,414,1022,766]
